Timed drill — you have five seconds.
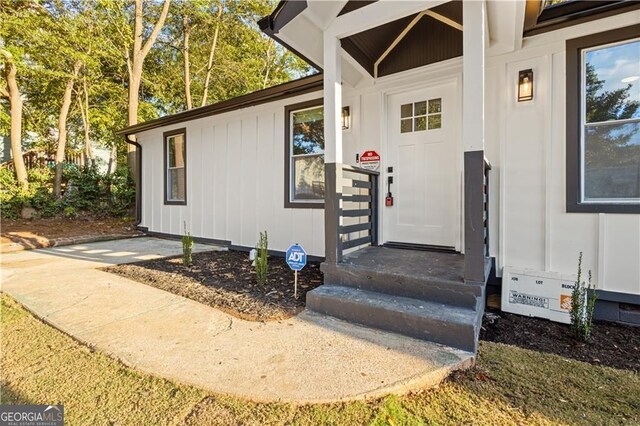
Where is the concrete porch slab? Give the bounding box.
[343,246,464,284]
[1,237,473,404]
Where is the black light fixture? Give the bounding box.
[518,69,534,102]
[342,106,351,130]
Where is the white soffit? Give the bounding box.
[306,0,348,29]
[274,1,366,86]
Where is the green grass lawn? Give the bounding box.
[1,294,638,425]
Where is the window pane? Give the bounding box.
[414,101,427,116]
[428,114,442,129]
[168,134,185,168]
[584,122,640,201]
[292,107,324,155]
[401,118,412,133]
[293,155,324,201]
[414,116,426,131]
[401,103,413,118]
[585,40,640,123]
[428,98,442,114]
[168,167,186,201]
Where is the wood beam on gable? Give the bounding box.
[373,8,463,78]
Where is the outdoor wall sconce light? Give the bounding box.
[518,69,534,102]
[342,106,351,130]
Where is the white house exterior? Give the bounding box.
[119,1,640,350]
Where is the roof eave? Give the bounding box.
[116,74,323,136]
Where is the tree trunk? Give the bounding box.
[1,49,28,190]
[262,40,274,89]
[54,60,82,198]
[108,143,117,174]
[126,0,171,170]
[201,2,223,107]
[79,76,93,166]
[183,12,192,110]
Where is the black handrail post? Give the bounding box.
[464,151,487,285]
[324,162,342,264]
[484,161,491,257]
[370,173,379,246]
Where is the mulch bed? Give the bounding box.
[105,248,639,369]
[1,217,139,252]
[103,250,323,322]
[481,309,640,372]
[2,217,137,240]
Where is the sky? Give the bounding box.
[585,39,640,120]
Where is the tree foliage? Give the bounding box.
[1,0,312,176]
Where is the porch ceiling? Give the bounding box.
[340,1,463,78]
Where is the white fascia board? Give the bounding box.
[276,14,324,67]
[486,0,526,56]
[276,16,365,86]
[341,54,367,87]
[326,0,448,39]
[342,51,371,88]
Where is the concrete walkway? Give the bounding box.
[1,237,473,403]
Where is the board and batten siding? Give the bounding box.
[138,92,326,256]
[136,7,639,296]
[486,10,640,296]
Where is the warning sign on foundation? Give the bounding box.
[501,267,577,324]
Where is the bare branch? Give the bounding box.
[141,0,171,59]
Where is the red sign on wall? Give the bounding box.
[360,150,380,171]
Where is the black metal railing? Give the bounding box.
[336,165,379,261]
[483,157,492,257]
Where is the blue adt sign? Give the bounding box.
[286,244,307,271]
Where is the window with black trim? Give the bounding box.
[566,25,640,213]
[164,129,186,205]
[285,99,324,208]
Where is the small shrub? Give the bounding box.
[571,252,597,341]
[255,230,268,285]
[30,187,61,218]
[63,165,104,212]
[0,162,136,220]
[182,221,194,266]
[108,166,136,217]
[0,168,26,217]
[63,206,77,218]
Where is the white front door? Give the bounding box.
[385,83,459,248]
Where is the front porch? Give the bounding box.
[309,246,489,353]
[305,0,493,354]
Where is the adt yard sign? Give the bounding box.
[286,244,307,271]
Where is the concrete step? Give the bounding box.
[321,261,483,309]
[306,285,481,352]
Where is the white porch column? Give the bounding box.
[323,34,343,263]
[462,0,485,153]
[323,34,343,164]
[463,0,488,285]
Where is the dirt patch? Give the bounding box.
[481,310,640,372]
[1,217,139,252]
[103,250,323,322]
